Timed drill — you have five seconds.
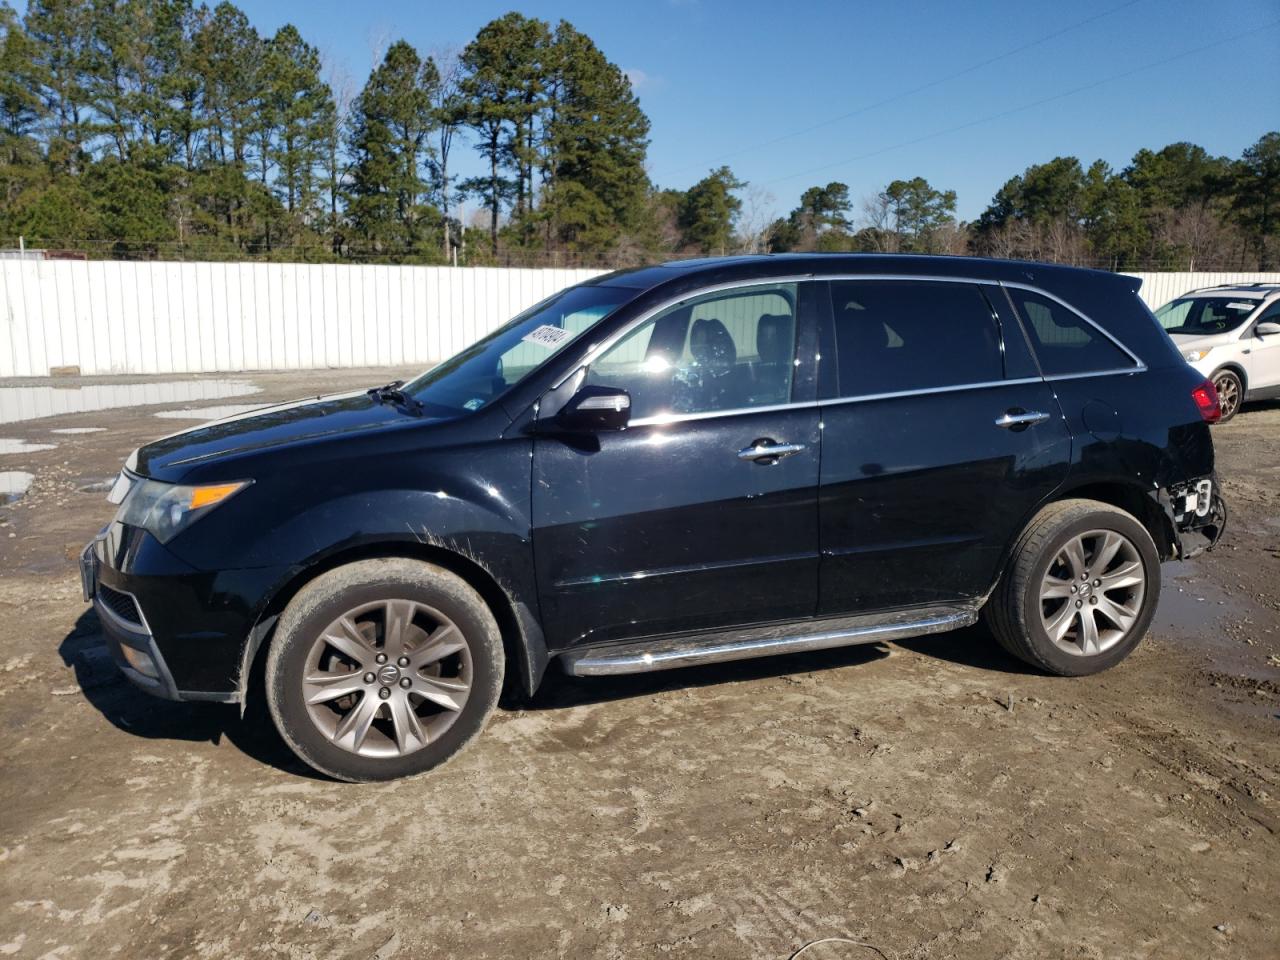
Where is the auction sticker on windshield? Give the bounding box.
[522,325,574,348]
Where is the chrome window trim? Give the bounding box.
[817,376,1044,409]
[552,272,1149,418]
[625,367,1147,427]
[628,400,816,428]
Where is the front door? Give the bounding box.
[816,278,1073,614]
[1245,301,1280,392]
[532,281,823,650]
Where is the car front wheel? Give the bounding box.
[984,499,1160,676]
[265,558,503,782]
[1212,369,1243,422]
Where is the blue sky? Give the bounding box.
[21,0,1280,222]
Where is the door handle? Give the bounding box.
[994,409,1050,430]
[737,440,806,463]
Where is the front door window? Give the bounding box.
[585,283,799,420]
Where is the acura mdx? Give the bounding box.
[82,255,1227,781]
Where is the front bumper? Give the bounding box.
[81,527,289,703]
[82,538,182,699]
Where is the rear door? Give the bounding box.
[816,278,1071,614]
[532,280,824,649]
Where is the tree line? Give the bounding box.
[769,136,1279,271]
[1,2,1276,270]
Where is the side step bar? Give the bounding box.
[559,604,978,677]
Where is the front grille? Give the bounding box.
[98,584,144,628]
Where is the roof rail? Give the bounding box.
[1182,282,1280,295]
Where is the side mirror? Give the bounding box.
[554,385,631,432]
[1256,321,1280,337]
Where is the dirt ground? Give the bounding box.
[1,369,1277,960]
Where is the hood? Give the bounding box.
[134,389,445,479]
[1168,331,1233,351]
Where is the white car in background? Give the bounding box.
[1153,283,1280,422]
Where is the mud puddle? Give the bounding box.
[1156,556,1277,696]
[0,470,35,503]
[0,380,260,424]
[0,438,56,455]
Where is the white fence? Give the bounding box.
[0,260,605,378]
[1119,272,1279,312]
[1,261,1277,378]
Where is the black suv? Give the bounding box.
[82,255,1226,781]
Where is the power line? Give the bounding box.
[762,17,1280,189]
[667,0,1147,179]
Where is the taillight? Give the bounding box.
[1191,379,1221,423]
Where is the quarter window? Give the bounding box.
[585,283,799,420]
[1007,288,1135,376]
[829,280,1003,397]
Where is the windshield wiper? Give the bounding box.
[367,380,424,415]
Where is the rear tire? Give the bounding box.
[984,499,1160,676]
[265,558,503,782]
[1212,369,1243,422]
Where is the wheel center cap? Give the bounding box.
[1079,582,1093,598]
[378,664,401,685]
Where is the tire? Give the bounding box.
[1211,368,1243,422]
[983,499,1160,676]
[265,558,503,782]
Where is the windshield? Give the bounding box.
[401,284,633,414]
[1154,296,1259,336]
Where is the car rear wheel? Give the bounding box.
[984,499,1160,676]
[265,558,503,782]
[1212,369,1243,422]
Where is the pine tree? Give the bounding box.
[346,39,439,257]
[678,167,744,254]
[540,20,649,255]
[459,13,538,253]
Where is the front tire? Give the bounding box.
[984,499,1160,676]
[265,559,503,782]
[1212,368,1243,422]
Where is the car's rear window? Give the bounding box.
[1007,289,1136,377]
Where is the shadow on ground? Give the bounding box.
[58,606,1036,778]
[57,607,321,779]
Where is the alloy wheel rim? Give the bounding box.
[301,599,472,758]
[1214,374,1239,419]
[1039,529,1146,657]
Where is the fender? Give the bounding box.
[230,486,551,706]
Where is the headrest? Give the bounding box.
[756,313,793,364]
[690,318,736,370]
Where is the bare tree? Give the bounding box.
[320,53,356,252]
[735,184,777,253]
[429,45,466,260]
[1043,217,1085,265]
[859,192,897,252]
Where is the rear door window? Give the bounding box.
[1006,288,1136,377]
[828,280,1003,397]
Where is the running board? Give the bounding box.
[559,605,978,677]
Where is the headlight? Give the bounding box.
[1183,348,1212,362]
[116,478,250,543]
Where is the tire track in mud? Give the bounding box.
[1081,705,1277,838]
